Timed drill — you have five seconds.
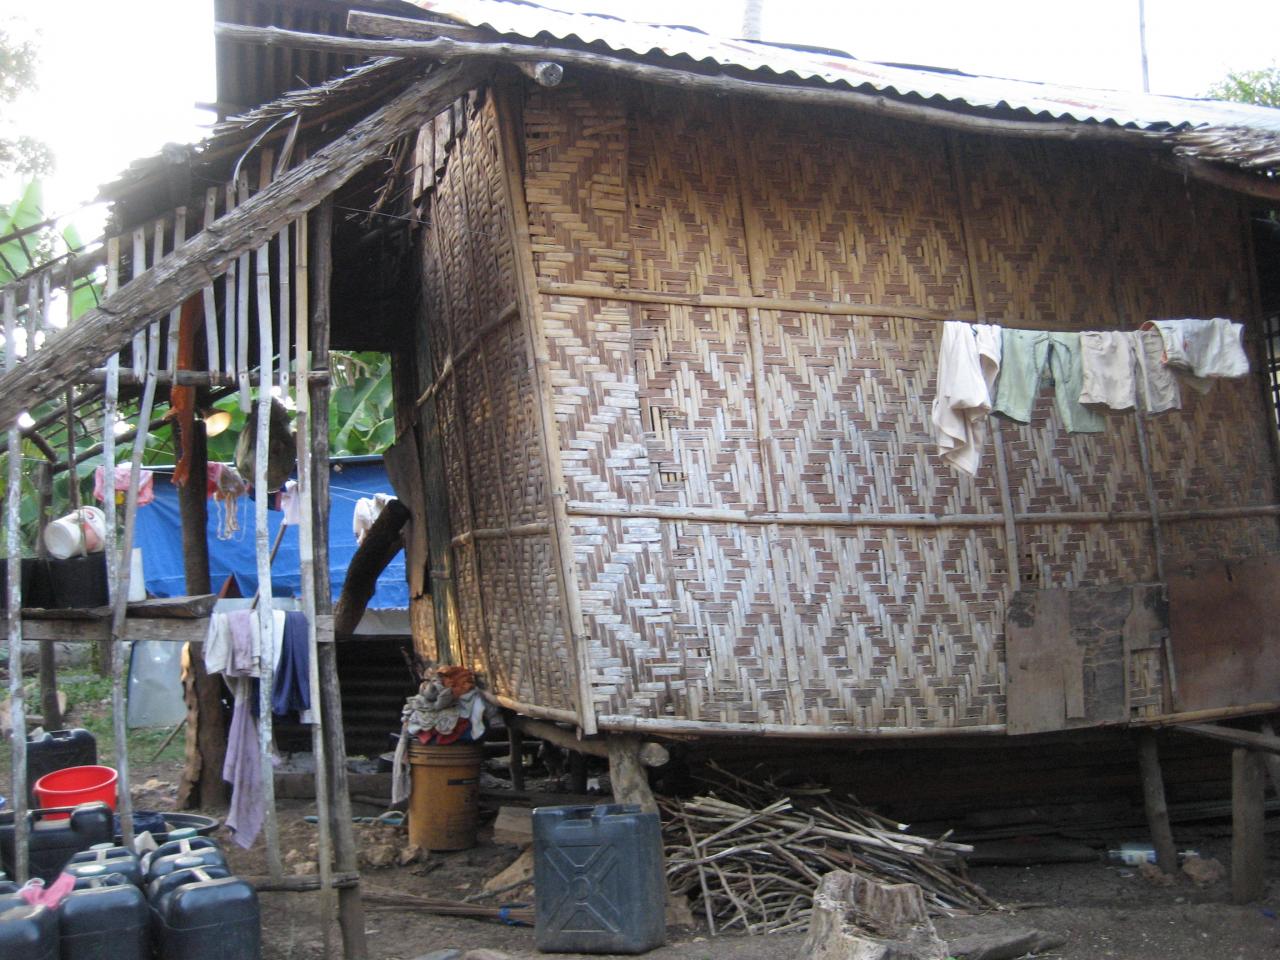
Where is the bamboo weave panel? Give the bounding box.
[506,83,1278,729]
[415,93,571,708]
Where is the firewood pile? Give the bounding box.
[660,764,999,935]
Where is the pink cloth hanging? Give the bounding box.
[94,464,155,506]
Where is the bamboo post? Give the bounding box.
[507,720,525,791]
[309,199,369,960]
[293,214,337,952]
[101,238,121,674]
[1135,730,1177,874]
[224,182,238,382]
[237,173,252,411]
[34,461,60,731]
[252,239,283,880]
[128,229,146,380]
[109,310,161,850]
[5,288,28,882]
[491,80,598,734]
[166,210,186,379]
[202,189,221,375]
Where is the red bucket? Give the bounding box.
[33,764,118,820]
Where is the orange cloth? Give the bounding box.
[436,665,475,696]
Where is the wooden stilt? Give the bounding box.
[310,199,368,960]
[606,735,657,815]
[1232,747,1266,903]
[1259,720,1280,795]
[1136,730,1177,875]
[507,720,525,792]
[569,750,588,795]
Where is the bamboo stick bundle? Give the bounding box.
[660,763,997,935]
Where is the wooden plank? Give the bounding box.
[1232,748,1266,903]
[0,63,483,433]
[1006,590,1068,735]
[20,617,210,644]
[1168,556,1280,713]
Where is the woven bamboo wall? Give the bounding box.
[507,81,1278,732]
[410,91,575,714]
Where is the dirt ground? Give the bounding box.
[3,676,1280,960]
[222,795,1280,960]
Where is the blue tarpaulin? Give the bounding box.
[135,457,407,608]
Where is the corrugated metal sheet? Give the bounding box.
[408,0,1280,134]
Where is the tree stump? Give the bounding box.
[802,871,948,960]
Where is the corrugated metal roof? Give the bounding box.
[408,0,1280,134]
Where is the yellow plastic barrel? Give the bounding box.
[406,742,484,850]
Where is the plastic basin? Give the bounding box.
[33,766,118,820]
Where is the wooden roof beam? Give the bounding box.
[0,61,484,432]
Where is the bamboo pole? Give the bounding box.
[491,79,598,734]
[237,173,252,411]
[108,308,162,850]
[310,199,369,960]
[535,280,977,323]
[5,288,28,882]
[166,210,186,379]
[252,238,283,880]
[203,189,221,375]
[224,182,238,382]
[35,461,60,730]
[293,213,338,951]
[130,229,146,380]
[101,238,120,675]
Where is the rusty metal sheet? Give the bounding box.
[1168,555,1280,713]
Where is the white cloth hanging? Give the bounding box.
[1079,331,1138,410]
[931,321,1001,476]
[1141,318,1249,379]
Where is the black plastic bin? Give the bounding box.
[27,729,97,806]
[532,804,666,954]
[0,802,114,882]
[47,554,109,609]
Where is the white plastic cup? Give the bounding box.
[128,547,145,602]
[43,507,107,559]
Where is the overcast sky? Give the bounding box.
[5,0,1280,234]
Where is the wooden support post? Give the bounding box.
[1233,748,1267,903]
[1136,730,1178,875]
[507,720,525,792]
[1260,721,1280,796]
[569,750,588,795]
[310,199,368,960]
[176,419,231,809]
[606,735,658,815]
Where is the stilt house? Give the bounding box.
[5,6,1280,908]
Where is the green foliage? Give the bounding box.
[329,352,394,456]
[1207,65,1280,108]
[0,20,51,177]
